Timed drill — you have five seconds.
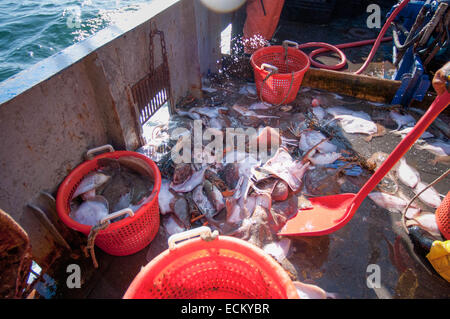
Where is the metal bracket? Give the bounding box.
[392,54,431,107]
[131,25,172,126]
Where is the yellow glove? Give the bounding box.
[426,240,450,282]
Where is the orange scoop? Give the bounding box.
[279,92,450,236]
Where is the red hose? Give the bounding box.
[298,42,348,70]
[298,38,393,70]
[297,0,411,74]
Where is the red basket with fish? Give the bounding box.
[56,145,161,256]
[251,40,310,105]
[123,227,299,299]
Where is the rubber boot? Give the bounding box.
[407,225,434,255]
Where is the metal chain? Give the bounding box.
[149,27,155,74]
[149,24,172,109]
[149,26,168,74]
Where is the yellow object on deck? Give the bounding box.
[426,240,450,282]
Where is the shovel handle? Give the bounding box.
[351,91,450,213]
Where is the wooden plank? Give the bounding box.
[302,68,401,103]
[302,67,441,111]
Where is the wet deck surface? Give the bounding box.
[56,8,450,299]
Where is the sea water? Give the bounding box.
[0,0,153,83]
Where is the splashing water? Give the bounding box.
[241,33,268,54]
[215,34,268,82]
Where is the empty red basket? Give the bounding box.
[251,40,310,105]
[56,148,161,256]
[123,227,299,299]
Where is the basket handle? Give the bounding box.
[85,144,115,160]
[261,63,279,74]
[283,40,299,61]
[100,208,134,224]
[168,226,218,250]
[282,40,299,49]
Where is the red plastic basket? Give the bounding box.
[56,148,161,256]
[436,191,450,240]
[251,40,310,105]
[123,227,299,299]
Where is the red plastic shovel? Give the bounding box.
[279,91,450,236]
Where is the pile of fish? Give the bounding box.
[309,96,448,237]
[136,81,449,297]
[69,156,155,226]
[148,87,380,283]
[367,154,444,237]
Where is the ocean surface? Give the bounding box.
[0,0,153,83]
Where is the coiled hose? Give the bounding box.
[297,0,411,74]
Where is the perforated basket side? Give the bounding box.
[56,151,161,256]
[123,236,299,299]
[436,191,450,240]
[95,202,160,256]
[251,46,310,104]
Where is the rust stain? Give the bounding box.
[81,103,91,119]
[126,87,143,146]
[68,131,82,142]
[111,100,123,129]
[125,89,134,109]
[190,84,203,99]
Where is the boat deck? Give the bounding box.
[55,79,450,299]
[54,6,450,299]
